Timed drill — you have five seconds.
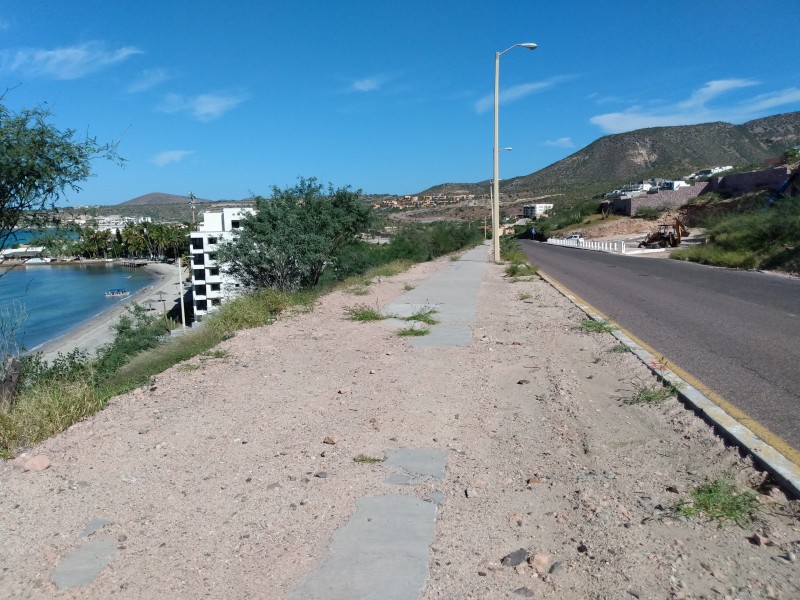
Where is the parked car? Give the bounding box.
[564,234,585,244]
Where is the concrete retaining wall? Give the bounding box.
[612,183,706,216]
[706,165,797,196]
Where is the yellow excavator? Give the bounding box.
[638,218,689,248]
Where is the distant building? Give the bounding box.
[0,246,46,260]
[693,166,733,178]
[522,203,554,219]
[659,180,689,191]
[189,207,255,320]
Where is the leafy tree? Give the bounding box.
[0,102,120,254]
[30,228,79,259]
[121,223,148,258]
[218,177,372,291]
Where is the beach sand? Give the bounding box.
[35,262,188,363]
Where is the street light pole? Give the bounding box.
[493,42,537,264]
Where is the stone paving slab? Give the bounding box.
[384,447,447,480]
[51,535,118,592]
[287,495,437,600]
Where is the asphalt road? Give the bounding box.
[520,241,800,453]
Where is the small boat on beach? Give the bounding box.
[105,288,130,298]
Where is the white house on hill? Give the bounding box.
[522,203,554,219]
[189,207,255,320]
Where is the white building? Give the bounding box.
[189,206,255,320]
[522,203,554,219]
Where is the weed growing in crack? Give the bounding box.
[579,319,615,334]
[404,306,439,325]
[347,286,370,296]
[506,262,539,277]
[676,479,758,524]
[517,292,533,301]
[397,326,430,337]
[625,378,678,405]
[353,453,386,464]
[608,343,631,353]
[346,305,387,322]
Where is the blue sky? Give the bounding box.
[2,1,799,205]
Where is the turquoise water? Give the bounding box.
[0,264,156,352]
[2,229,71,248]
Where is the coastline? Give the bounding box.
[34,262,187,363]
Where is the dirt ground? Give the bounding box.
[1,254,799,599]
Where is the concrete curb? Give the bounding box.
[537,270,800,499]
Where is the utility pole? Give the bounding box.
[188,192,197,227]
[177,256,186,329]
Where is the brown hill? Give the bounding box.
[118,193,205,206]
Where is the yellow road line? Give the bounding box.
[540,269,800,466]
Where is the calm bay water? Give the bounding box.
[0,264,156,351]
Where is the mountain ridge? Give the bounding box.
[419,111,800,197]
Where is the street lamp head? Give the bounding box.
[520,43,538,51]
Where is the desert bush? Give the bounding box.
[94,304,173,378]
[218,178,373,292]
[635,205,668,220]
[672,196,799,273]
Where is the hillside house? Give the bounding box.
[522,203,554,219]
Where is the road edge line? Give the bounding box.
[537,269,800,499]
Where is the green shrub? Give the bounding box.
[635,206,667,220]
[94,304,173,379]
[0,377,103,458]
[535,200,600,236]
[672,196,799,273]
[505,262,539,277]
[20,348,93,388]
[206,288,300,335]
[671,246,757,269]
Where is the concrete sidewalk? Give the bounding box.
[383,243,489,347]
[288,244,489,599]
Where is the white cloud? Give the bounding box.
[151,150,194,167]
[192,93,247,120]
[678,79,757,109]
[127,68,170,93]
[0,41,141,80]
[590,79,800,133]
[156,92,248,121]
[544,137,575,149]
[475,78,561,114]
[744,88,800,113]
[352,77,383,92]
